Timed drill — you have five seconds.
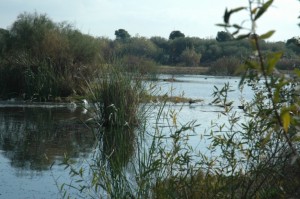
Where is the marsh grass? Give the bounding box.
[87,67,143,128]
[59,68,212,198]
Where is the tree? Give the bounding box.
[179,47,201,67]
[169,37,191,64]
[216,31,233,42]
[115,29,131,41]
[169,30,185,40]
[122,37,158,58]
[286,37,300,46]
[213,0,300,197]
[9,12,56,55]
[286,37,300,54]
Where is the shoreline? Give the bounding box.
[157,65,209,75]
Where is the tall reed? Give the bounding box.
[87,67,143,128]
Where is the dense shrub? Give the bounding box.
[121,55,158,75]
[207,56,241,75]
[179,47,201,66]
[276,58,300,70]
[0,12,101,100]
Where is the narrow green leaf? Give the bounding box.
[273,87,280,103]
[232,29,240,36]
[259,30,275,40]
[254,0,274,21]
[233,24,243,29]
[224,8,230,24]
[224,7,246,24]
[216,23,232,28]
[236,33,250,40]
[230,7,246,14]
[267,52,283,74]
[261,131,272,147]
[245,60,259,70]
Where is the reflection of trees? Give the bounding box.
[0,107,95,170]
[97,126,136,172]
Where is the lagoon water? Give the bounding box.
[0,75,253,199]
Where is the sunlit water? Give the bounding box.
[0,75,254,199]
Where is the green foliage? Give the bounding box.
[286,37,300,55]
[115,29,131,41]
[9,12,55,55]
[121,55,158,75]
[121,36,160,59]
[87,67,143,128]
[169,37,194,64]
[216,31,233,42]
[169,30,185,40]
[0,28,9,57]
[276,58,300,70]
[207,56,241,75]
[0,12,102,100]
[212,0,300,198]
[179,47,201,67]
[286,37,300,46]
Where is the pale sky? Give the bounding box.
[0,0,299,41]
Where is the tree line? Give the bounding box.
[0,12,299,100]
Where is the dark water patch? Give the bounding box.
[0,106,95,171]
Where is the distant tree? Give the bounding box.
[169,37,190,64]
[169,30,185,40]
[150,36,170,64]
[216,31,233,42]
[150,36,169,49]
[9,12,55,55]
[207,56,240,75]
[179,47,201,67]
[286,37,300,46]
[123,37,159,59]
[201,42,222,62]
[286,37,300,54]
[115,29,131,41]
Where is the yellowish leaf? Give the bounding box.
[259,30,275,40]
[281,111,290,133]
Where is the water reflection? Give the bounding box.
[97,126,136,172]
[0,106,95,171]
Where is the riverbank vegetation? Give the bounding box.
[0,11,300,100]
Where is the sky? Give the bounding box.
[0,0,299,41]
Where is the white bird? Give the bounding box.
[82,99,89,114]
[82,99,89,109]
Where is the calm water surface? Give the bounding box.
[0,75,253,198]
[0,105,95,199]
